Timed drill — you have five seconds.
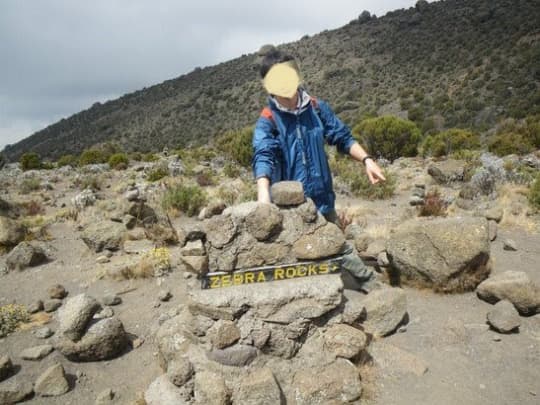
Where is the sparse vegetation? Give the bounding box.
[421,129,481,157]
[162,184,207,216]
[528,174,540,212]
[419,188,448,217]
[216,126,253,168]
[19,152,42,171]
[108,153,129,170]
[79,148,107,166]
[0,304,29,338]
[146,166,169,182]
[19,177,41,194]
[57,154,78,167]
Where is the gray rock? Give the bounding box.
[291,358,362,404]
[207,344,257,367]
[271,181,305,206]
[477,271,540,315]
[57,293,101,341]
[182,224,205,242]
[233,367,281,404]
[324,324,368,359]
[102,294,122,306]
[204,215,237,248]
[207,320,240,349]
[293,222,345,260]
[123,214,137,230]
[0,355,13,382]
[34,363,70,397]
[189,274,343,323]
[28,300,44,314]
[488,220,498,241]
[124,189,139,202]
[387,217,491,292]
[0,218,25,248]
[158,289,172,302]
[487,300,521,333]
[166,357,193,387]
[5,242,47,271]
[44,299,63,312]
[194,371,230,405]
[34,327,54,339]
[127,202,157,225]
[485,206,503,223]
[199,201,226,219]
[180,240,205,256]
[47,284,67,299]
[352,232,373,253]
[342,290,368,325]
[342,252,373,282]
[295,198,318,223]
[81,221,125,252]
[96,255,110,264]
[20,344,54,360]
[370,341,429,376]
[123,239,154,254]
[72,188,96,209]
[55,317,129,361]
[377,251,390,267]
[503,239,518,251]
[361,287,408,337]
[181,255,209,274]
[95,388,115,404]
[0,379,34,404]
[245,203,283,241]
[94,307,114,319]
[427,160,465,184]
[409,195,425,206]
[145,374,190,405]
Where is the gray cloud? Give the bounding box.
[0,0,423,150]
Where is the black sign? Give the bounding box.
[201,258,343,289]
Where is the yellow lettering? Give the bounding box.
[297,265,307,277]
[308,265,318,276]
[245,272,255,283]
[222,275,231,287]
[319,264,329,274]
[257,271,266,283]
[274,268,285,280]
[286,266,296,278]
[330,264,339,273]
[233,273,244,285]
[210,276,221,289]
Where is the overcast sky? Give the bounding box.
[0,0,426,151]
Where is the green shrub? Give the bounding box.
[421,129,481,157]
[142,153,159,162]
[57,154,78,167]
[223,163,241,178]
[348,168,396,200]
[195,170,216,187]
[20,177,41,194]
[108,153,129,170]
[19,152,42,171]
[488,132,534,157]
[130,152,143,161]
[75,175,102,191]
[353,116,421,161]
[162,184,207,216]
[147,166,169,182]
[216,126,253,168]
[79,149,107,166]
[0,304,29,338]
[528,174,540,211]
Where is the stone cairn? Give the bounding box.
[147,181,409,404]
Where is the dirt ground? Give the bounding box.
[0,162,539,405]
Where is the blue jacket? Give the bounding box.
[252,93,356,214]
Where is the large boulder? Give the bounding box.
[245,203,282,241]
[386,217,491,292]
[293,222,345,260]
[55,317,129,361]
[0,379,34,404]
[189,274,343,323]
[81,221,125,252]
[361,287,408,337]
[324,324,368,359]
[5,242,47,270]
[427,160,465,184]
[477,271,540,315]
[291,358,362,404]
[34,363,70,397]
[57,294,101,341]
[232,367,282,404]
[0,217,25,248]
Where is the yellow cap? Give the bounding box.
[263,62,300,98]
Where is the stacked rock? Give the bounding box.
[409,183,426,206]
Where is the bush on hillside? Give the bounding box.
[147,166,169,182]
[421,129,481,157]
[19,152,42,171]
[57,154,78,167]
[162,184,207,216]
[108,153,129,170]
[529,174,540,211]
[79,149,107,166]
[353,116,421,161]
[216,126,253,168]
[488,115,540,156]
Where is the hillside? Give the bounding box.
[3,0,540,161]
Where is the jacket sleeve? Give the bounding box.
[252,117,281,180]
[318,100,357,154]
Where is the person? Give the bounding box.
[252,47,385,290]
[252,47,386,222]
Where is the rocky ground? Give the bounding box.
[0,151,539,404]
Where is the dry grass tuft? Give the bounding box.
[498,184,539,233]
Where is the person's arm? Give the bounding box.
[349,142,386,184]
[317,100,385,184]
[252,116,280,203]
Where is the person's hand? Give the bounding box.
[365,159,386,184]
